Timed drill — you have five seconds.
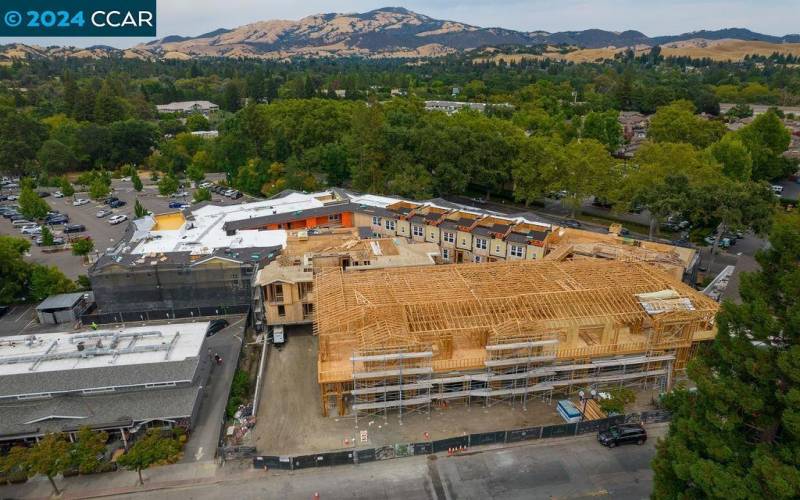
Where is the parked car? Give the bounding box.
[37,191,50,198]
[598,424,647,448]
[96,209,112,218]
[199,182,213,188]
[10,214,27,222]
[168,201,189,209]
[109,200,126,208]
[206,319,229,337]
[103,196,119,205]
[771,184,784,195]
[72,198,89,206]
[704,235,731,248]
[6,194,18,201]
[46,215,69,225]
[108,214,128,225]
[12,219,34,227]
[63,224,86,234]
[35,236,65,246]
[2,211,19,219]
[223,189,236,197]
[20,224,41,235]
[562,219,582,228]
[53,191,64,198]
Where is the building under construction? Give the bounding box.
[314,259,718,418]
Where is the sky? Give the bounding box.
[1,0,796,49]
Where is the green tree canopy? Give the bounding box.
[37,139,79,175]
[72,427,108,474]
[0,236,31,303]
[193,187,211,203]
[186,113,210,132]
[25,433,72,496]
[581,110,622,151]
[649,100,726,149]
[29,264,76,301]
[117,429,182,485]
[653,214,800,499]
[710,134,754,181]
[131,170,143,192]
[546,138,617,216]
[158,174,179,195]
[18,186,50,219]
[512,135,564,206]
[737,111,793,180]
[71,238,94,257]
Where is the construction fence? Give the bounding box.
[252,409,671,471]
[80,305,251,325]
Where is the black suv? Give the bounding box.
[598,424,647,447]
[64,224,86,234]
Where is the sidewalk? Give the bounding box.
[0,460,255,499]
[1,423,670,499]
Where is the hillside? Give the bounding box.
[1,7,799,61]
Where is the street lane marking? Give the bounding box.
[14,306,31,322]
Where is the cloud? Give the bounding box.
[0,0,794,49]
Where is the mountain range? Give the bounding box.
[2,7,799,61]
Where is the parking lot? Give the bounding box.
[0,173,255,275]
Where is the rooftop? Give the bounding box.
[314,259,719,384]
[0,323,208,398]
[36,292,90,311]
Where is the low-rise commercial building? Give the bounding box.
[35,292,93,325]
[156,100,219,116]
[0,322,212,444]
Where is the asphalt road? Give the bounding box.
[131,424,666,500]
[181,315,247,464]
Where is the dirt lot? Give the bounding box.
[249,328,662,456]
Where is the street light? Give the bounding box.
[578,388,597,422]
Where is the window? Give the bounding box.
[430,231,436,239]
[441,248,450,261]
[461,238,467,246]
[510,245,524,258]
[271,284,284,303]
[17,393,52,400]
[372,216,381,226]
[443,232,455,244]
[412,225,423,237]
[385,219,396,231]
[475,238,487,250]
[303,303,314,319]
[145,382,176,389]
[328,213,341,222]
[495,244,501,253]
[277,305,286,317]
[474,255,482,263]
[82,387,115,395]
[299,282,313,300]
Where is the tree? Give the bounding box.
[710,134,753,181]
[186,162,205,186]
[738,111,792,180]
[185,113,210,132]
[193,187,211,203]
[0,236,31,304]
[93,81,128,124]
[25,433,72,496]
[726,103,754,119]
[158,174,179,195]
[653,214,800,499]
[134,198,148,218]
[649,100,726,149]
[512,136,564,206]
[41,225,54,247]
[37,139,78,175]
[581,110,622,151]
[108,120,159,167]
[89,177,110,200]
[131,170,143,192]
[72,427,108,474]
[0,107,47,175]
[117,429,182,485]
[616,142,720,239]
[18,186,50,220]
[29,264,76,301]
[544,139,616,217]
[71,238,94,259]
[60,177,75,197]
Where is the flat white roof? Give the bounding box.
[130,191,332,255]
[0,322,208,377]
